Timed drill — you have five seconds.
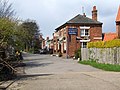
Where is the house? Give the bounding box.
[39,35,45,49]
[103,6,120,41]
[53,6,103,58]
[45,37,54,50]
[40,36,54,50]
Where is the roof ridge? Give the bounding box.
[66,14,81,23]
[66,14,102,24]
[56,14,102,30]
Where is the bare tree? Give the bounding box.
[0,0,16,18]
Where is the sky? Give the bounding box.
[9,0,120,39]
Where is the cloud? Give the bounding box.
[9,0,120,38]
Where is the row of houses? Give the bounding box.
[41,6,120,58]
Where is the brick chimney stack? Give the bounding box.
[83,13,86,17]
[116,6,120,38]
[92,6,97,21]
[46,37,49,40]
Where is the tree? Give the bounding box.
[0,0,19,80]
[19,19,41,52]
[0,17,17,48]
[0,0,16,48]
[0,0,16,18]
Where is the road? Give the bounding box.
[9,53,120,90]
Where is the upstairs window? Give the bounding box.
[80,26,90,36]
[80,29,89,36]
[85,29,89,36]
[80,29,84,36]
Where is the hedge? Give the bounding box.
[87,39,120,48]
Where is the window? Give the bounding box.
[85,29,89,35]
[81,42,87,48]
[81,29,89,36]
[80,27,90,36]
[80,29,84,36]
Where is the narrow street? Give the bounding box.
[9,53,120,90]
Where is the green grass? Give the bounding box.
[79,60,120,72]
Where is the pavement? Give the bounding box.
[8,53,120,90]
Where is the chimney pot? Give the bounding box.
[46,37,49,40]
[93,6,96,11]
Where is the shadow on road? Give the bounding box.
[24,58,48,61]
[25,61,53,68]
[17,73,53,80]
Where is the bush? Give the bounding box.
[75,48,81,59]
[87,39,120,48]
[58,52,62,57]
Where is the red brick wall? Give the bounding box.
[66,26,80,57]
[90,25,102,41]
[116,22,120,38]
[54,24,102,57]
[67,35,77,57]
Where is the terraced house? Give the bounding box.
[53,6,103,58]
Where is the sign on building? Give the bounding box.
[68,28,78,35]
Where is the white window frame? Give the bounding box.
[81,42,87,48]
[64,43,66,50]
[80,26,90,37]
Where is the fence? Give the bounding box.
[81,47,120,64]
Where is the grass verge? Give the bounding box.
[79,60,120,72]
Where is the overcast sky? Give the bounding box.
[9,0,120,38]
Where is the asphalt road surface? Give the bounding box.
[9,53,120,90]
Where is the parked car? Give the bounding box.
[34,49,40,54]
[39,49,47,54]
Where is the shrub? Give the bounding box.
[58,52,62,57]
[75,48,81,59]
[87,39,120,48]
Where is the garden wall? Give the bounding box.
[81,47,120,64]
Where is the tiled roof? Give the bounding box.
[66,14,102,24]
[56,14,102,30]
[116,6,120,22]
[103,33,117,41]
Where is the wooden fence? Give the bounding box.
[81,47,120,64]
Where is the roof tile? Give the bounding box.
[103,33,117,41]
[116,6,120,22]
[66,14,102,24]
[56,14,102,30]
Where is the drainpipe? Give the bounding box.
[66,35,69,58]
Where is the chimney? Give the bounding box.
[83,13,86,17]
[92,6,97,21]
[46,37,49,40]
[116,6,120,38]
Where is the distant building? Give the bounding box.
[39,35,45,49]
[53,6,103,57]
[45,37,53,50]
[103,6,120,41]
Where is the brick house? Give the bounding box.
[103,6,120,41]
[41,36,54,50]
[45,37,54,50]
[39,35,45,49]
[53,6,103,57]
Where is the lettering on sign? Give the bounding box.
[68,28,78,35]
